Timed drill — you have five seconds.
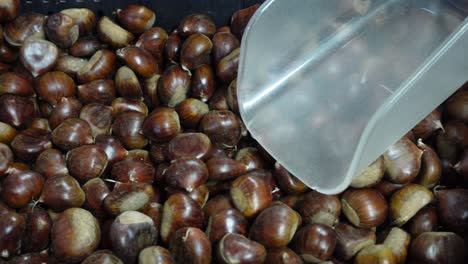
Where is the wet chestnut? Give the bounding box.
[80,103,113,137]
[39,173,85,211]
[111,97,149,117]
[212,32,240,65]
[158,64,191,107]
[10,128,52,161]
[180,33,213,70]
[54,54,88,77]
[77,79,116,105]
[52,118,94,151]
[341,188,388,228]
[203,194,234,219]
[406,207,438,237]
[35,71,76,106]
[70,37,102,58]
[112,110,148,149]
[116,46,158,78]
[334,223,376,261]
[412,109,443,139]
[67,144,108,182]
[35,148,68,178]
[354,244,396,264]
[142,107,181,143]
[169,227,211,264]
[0,72,34,97]
[82,250,123,264]
[416,139,442,188]
[117,5,155,34]
[231,4,260,39]
[351,156,385,188]
[409,232,466,264]
[1,169,44,208]
[165,157,208,192]
[164,30,182,63]
[48,97,82,129]
[382,227,411,264]
[216,47,239,83]
[200,110,243,148]
[383,137,423,184]
[95,134,128,165]
[115,66,143,101]
[265,247,302,264]
[206,157,248,181]
[191,64,216,102]
[0,122,16,144]
[273,162,308,194]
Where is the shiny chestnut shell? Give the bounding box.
[142,107,181,143]
[200,110,243,148]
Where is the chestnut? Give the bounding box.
[112,110,148,149]
[292,224,336,263]
[143,73,160,108]
[354,244,396,264]
[10,128,52,161]
[140,202,163,230]
[208,84,229,110]
[117,5,155,34]
[351,156,385,188]
[77,79,116,106]
[150,144,169,165]
[111,211,157,263]
[111,160,155,183]
[164,30,182,63]
[45,13,79,48]
[409,232,466,264]
[178,14,216,37]
[0,72,34,97]
[160,193,205,243]
[406,207,438,237]
[265,247,302,264]
[52,118,94,151]
[82,178,110,219]
[0,94,37,128]
[334,223,376,261]
[212,32,240,65]
[77,49,116,84]
[48,97,82,129]
[165,157,208,191]
[230,174,272,218]
[203,194,234,219]
[200,110,243,148]
[124,149,153,164]
[180,33,212,70]
[0,122,16,144]
[61,8,96,36]
[9,252,51,264]
[296,190,341,227]
[383,137,423,184]
[0,0,19,23]
[216,47,240,83]
[80,103,113,137]
[4,13,45,46]
[0,142,13,176]
[416,139,441,188]
[169,227,211,264]
[191,64,216,102]
[19,204,52,253]
[112,97,149,117]
[20,38,58,77]
[167,133,211,161]
[139,246,174,264]
[115,66,143,101]
[82,250,123,264]
[382,227,411,264]
[435,121,468,163]
[95,134,128,165]
[97,16,134,48]
[177,98,209,128]
[35,71,76,106]
[1,169,44,208]
[412,109,443,139]
[273,162,308,194]
[0,211,25,259]
[341,188,388,228]
[51,208,100,263]
[142,107,181,143]
[217,26,231,33]
[66,144,108,182]
[28,118,50,131]
[136,27,168,65]
[250,202,301,247]
[104,182,154,216]
[434,188,468,234]
[39,173,85,211]
[390,184,434,226]
[116,46,158,78]
[158,64,191,107]
[445,89,468,122]
[231,4,260,39]
[216,233,266,264]
[35,148,68,178]
[0,41,17,64]
[54,54,88,77]
[205,208,248,243]
[70,36,102,58]
[374,179,404,199]
[207,157,249,181]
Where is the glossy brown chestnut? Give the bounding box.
[51,208,100,263]
[115,66,143,101]
[110,211,157,263]
[382,227,411,264]
[20,38,58,77]
[200,110,243,148]
[10,128,51,161]
[166,133,211,161]
[412,109,443,139]
[212,32,240,65]
[383,137,423,184]
[208,84,229,110]
[140,202,163,230]
[177,98,209,128]
[52,118,94,151]
[205,208,248,243]
[45,13,79,48]
[216,233,266,264]
[296,190,341,227]
[165,157,208,191]
[409,232,466,264]
[0,142,13,176]
[77,49,116,84]
[1,169,44,208]
[415,139,442,188]
[341,188,388,228]
[334,223,376,261]
[265,247,302,264]
[354,244,397,264]
[82,250,123,264]
[390,184,434,226]
[116,46,158,78]
[139,246,174,264]
[117,5,155,34]
[230,174,272,218]
[292,224,336,263]
[35,148,68,178]
[435,121,468,163]
[97,16,134,48]
[54,54,88,77]
[28,118,50,131]
[66,144,108,182]
[0,211,25,259]
[111,160,155,183]
[158,64,191,107]
[104,182,154,216]
[70,37,102,57]
[48,97,82,129]
[95,134,127,165]
[180,33,213,70]
[207,157,249,181]
[0,42,18,64]
[0,72,34,97]
[82,178,110,219]
[80,103,113,137]
[351,156,385,188]
[406,207,438,237]
[160,193,205,243]
[39,173,85,211]
[374,179,404,199]
[191,64,216,102]
[445,89,468,122]
[165,30,182,63]
[19,204,52,253]
[124,149,152,164]
[250,202,301,247]
[273,162,308,194]
[112,97,149,117]
[434,188,468,234]
[216,47,239,83]
[9,252,52,264]
[178,14,216,37]
[143,73,160,108]
[203,194,234,219]
[77,79,116,105]
[4,13,45,46]
[231,4,260,39]
[0,94,37,128]
[0,0,20,23]
[0,122,16,144]
[61,8,96,36]
[112,110,148,149]
[142,107,181,143]
[169,229,212,264]
[35,71,76,106]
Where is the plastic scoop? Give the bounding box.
[237,0,468,194]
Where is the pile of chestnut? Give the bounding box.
[0,0,467,263]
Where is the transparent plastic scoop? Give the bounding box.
[237,0,468,194]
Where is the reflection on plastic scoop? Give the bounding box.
[237,0,468,194]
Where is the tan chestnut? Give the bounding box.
[177,98,209,128]
[180,33,212,70]
[200,110,243,148]
[212,32,240,65]
[35,71,75,106]
[143,73,160,108]
[216,233,266,264]
[231,4,260,39]
[334,223,376,261]
[4,13,45,46]
[66,144,108,182]
[117,5,155,34]
[104,182,154,216]
[412,109,443,139]
[82,250,123,264]
[0,142,13,177]
[384,137,423,184]
[52,118,94,151]
[45,13,79,48]
[70,37,102,58]
[136,27,168,65]
[77,49,116,84]
[382,227,411,264]
[354,244,397,264]
[164,30,182,63]
[178,14,216,37]
[35,149,68,178]
[0,72,34,97]
[169,227,211,264]
[158,64,191,107]
[138,246,174,264]
[10,128,52,161]
[61,8,96,36]
[230,174,272,218]
[51,208,100,263]
[54,54,88,77]
[112,110,148,149]
[115,66,143,101]
[297,191,341,227]
[142,107,181,143]
[0,122,16,144]
[97,16,134,48]
[341,188,388,228]
[20,38,58,77]
[292,224,336,263]
[351,156,385,188]
[78,79,117,105]
[111,97,148,117]
[191,64,216,102]
[39,174,85,211]
[390,184,434,226]
[116,46,158,78]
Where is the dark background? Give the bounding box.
[21,0,265,31]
